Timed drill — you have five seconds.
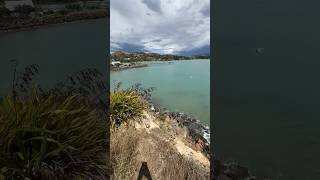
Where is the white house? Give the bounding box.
[4,0,34,11]
[110,61,121,66]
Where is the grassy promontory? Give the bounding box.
[110,84,259,180]
[110,84,210,179]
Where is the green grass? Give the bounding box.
[110,90,147,129]
[0,88,108,179]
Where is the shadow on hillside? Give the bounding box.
[137,162,152,180]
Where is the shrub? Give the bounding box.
[43,10,54,15]
[118,83,155,102]
[65,4,82,11]
[87,5,100,10]
[14,5,35,15]
[157,111,167,121]
[0,87,108,179]
[58,9,68,15]
[0,7,10,17]
[110,91,147,128]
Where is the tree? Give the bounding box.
[0,7,10,17]
[14,4,35,15]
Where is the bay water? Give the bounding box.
[110,60,210,125]
[0,19,108,96]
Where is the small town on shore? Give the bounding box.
[0,0,108,31]
[110,51,210,71]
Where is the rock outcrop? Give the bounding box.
[211,159,257,180]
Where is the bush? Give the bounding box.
[0,7,10,17]
[65,4,82,11]
[110,91,147,128]
[0,87,108,179]
[43,10,54,15]
[58,9,68,15]
[14,5,35,15]
[87,5,100,10]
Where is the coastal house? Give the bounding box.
[4,0,34,11]
[110,61,121,66]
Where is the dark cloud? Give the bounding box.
[177,45,210,56]
[200,5,210,17]
[111,42,147,53]
[151,39,162,42]
[142,0,162,13]
[111,0,210,55]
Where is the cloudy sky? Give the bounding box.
[110,0,210,55]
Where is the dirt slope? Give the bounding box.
[111,111,210,180]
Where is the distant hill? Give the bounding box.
[110,51,210,62]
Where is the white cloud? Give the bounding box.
[111,0,210,55]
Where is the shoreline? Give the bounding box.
[143,102,258,180]
[110,63,148,72]
[0,17,105,34]
[0,10,108,33]
[133,86,260,179]
[148,105,259,180]
[110,59,209,72]
[146,98,211,154]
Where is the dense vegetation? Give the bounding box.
[0,62,109,179]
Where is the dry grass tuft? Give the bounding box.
[111,128,139,180]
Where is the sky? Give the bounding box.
[110,0,210,55]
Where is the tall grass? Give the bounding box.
[0,62,109,179]
[0,87,108,179]
[110,90,147,129]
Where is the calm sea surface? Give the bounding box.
[0,19,107,96]
[214,0,320,179]
[111,60,210,125]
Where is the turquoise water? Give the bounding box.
[110,60,210,125]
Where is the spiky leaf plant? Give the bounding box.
[0,86,108,179]
[109,91,147,129]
